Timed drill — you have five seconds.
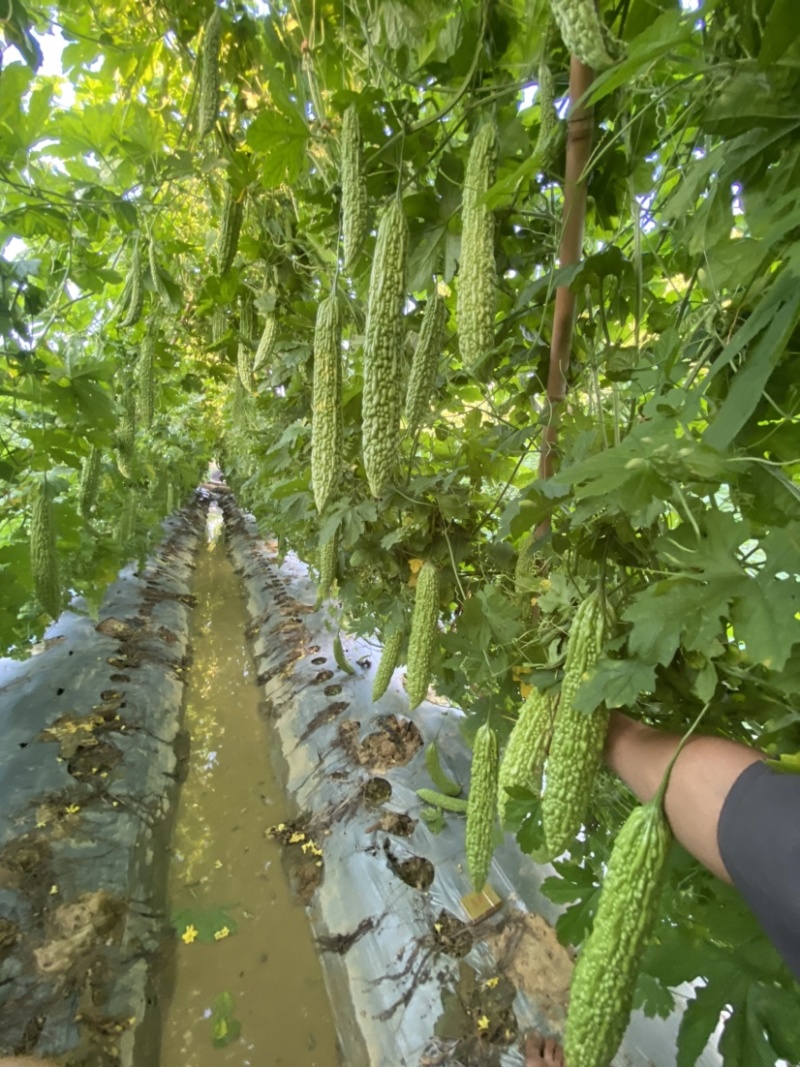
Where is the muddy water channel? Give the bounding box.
[159,513,340,1067]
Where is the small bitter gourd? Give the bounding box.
[405,561,438,710]
[541,591,607,859]
[372,629,402,702]
[549,0,616,70]
[31,478,61,619]
[318,535,337,597]
[404,289,446,435]
[563,796,671,1067]
[457,121,498,370]
[120,246,143,328]
[498,687,556,825]
[217,187,243,276]
[78,446,102,520]
[254,310,277,374]
[362,198,408,497]
[465,723,498,890]
[311,292,342,513]
[137,335,155,429]
[114,381,136,480]
[341,105,368,271]
[198,7,222,139]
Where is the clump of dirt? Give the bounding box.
[432,909,473,959]
[364,812,416,837]
[434,959,519,1064]
[0,837,54,906]
[363,777,392,805]
[382,839,434,890]
[266,819,325,904]
[34,891,126,979]
[336,715,423,770]
[486,910,573,1030]
[0,917,20,959]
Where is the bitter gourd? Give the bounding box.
[311,292,342,513]
[541,591,607,859]
[318,535,337,597]
[114,380,136,480]
[341,105,368,271]
[30,478,61,619]
[372,629,402,702]
[564,796,671,1067]
[78,446,102,520]
[497,687,556,825]
[148,238,169,304]
[549,0,616,70]
[253,310,277,374]
[465,723,498,890]
[137,335,155,429]
[198,7,222,139]
[361,198,408,497]
[405,561,438,710]
[457,121,498,370]
[404,289,446,435]
[217,187,243,276]
[535,56,561,172]
[237,290,256,390]
[212,304,227,345]
[117,489,137,545]
[120,247,143,328]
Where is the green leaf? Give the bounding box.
[246,109,309,188]
[729,574,800,671]
[624,579,732,666]
[573,657,656,712]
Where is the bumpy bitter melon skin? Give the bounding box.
[120,247,143,328]
[148,238,169,303]
[137,335,155,429]
[549,0,616,70]
[341,105,368,271]
[564,798,671,1067]
[361,198,408,497]
[541,591,607,859]
[311,293,342,513]
[237,290,256,390]
[372,629,403,702]
[465,723,499,890]
[317,535,338,597]
[211,304,227,344]
[254,310,277,374]
[457,121,498,370]
[114,381,136,480]
[217,187,243,276]
[497,687,556,825]
[117,489,137,545]
[31,479,61,619]
[405,289,447,435]
[78,446,102,520]
[405,561,439,710]
[536,58,561,172]
[198,7,222,139]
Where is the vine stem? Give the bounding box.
[653,702,711,809]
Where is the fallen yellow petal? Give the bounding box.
[181,925,198,944]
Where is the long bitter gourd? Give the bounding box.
[31,478,61,619]
[457,121,498,370]
[465,723,499,890]
[217,187,243,275]
[405,561,438,710]
[372,629,403,702]
[497,687,556,825]
[341,105,368,271]
[311,292,342,513]
[361,198,408,497]
[198,7,222,139]
[405,289,446,435]
[78,446,102,520]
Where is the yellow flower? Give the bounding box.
[477,1014,490,1031]
[49,884,59,895]
[214,860,223,869]
[288,831,306,844]
[484,976,499,989]
[214,926,230,941]
[181,925,198,944]
[65,804,80,815]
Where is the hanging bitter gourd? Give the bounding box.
[548,0,616,70]
[217,187,243,275]
[361,198,408,498]
[465,723,499,891]
[457,121,498,370]
[197,7,222,139]
[541,590,607,859]
[372,629,402,702]
[254,308,277,374]
[404,289,446,435]
[497,687,556,826]
[317,535,338,598]
[341,105,368,271]
[564,796,672,1067]
[137,335,155,429]
[405,561,438,710]
[148,238,170,304]
[117,489,137,545]
[30,478,61,619]
[425,740,461,797]
[311,292,342,513]
[211,304,227,345]
[114,380,136,480]
[78,446,102,520]
[237,290,256,390]
[535,55,561,172]
[120,246,143,328]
